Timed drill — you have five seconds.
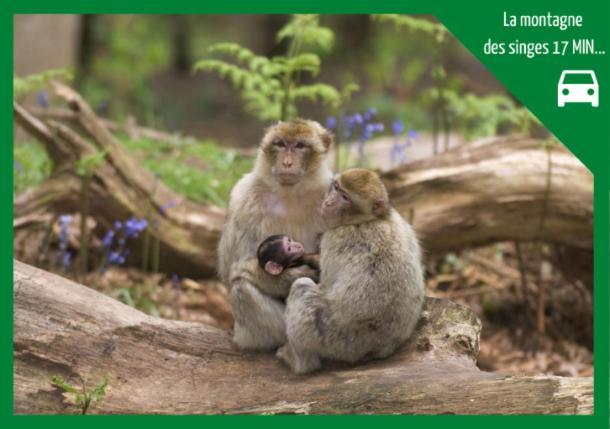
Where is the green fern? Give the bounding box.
[371,14,448,42]
[194,15,341,121]
[13,69,72,98]
[52,374,109,414]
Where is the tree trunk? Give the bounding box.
[13,85,593,278]
[13,260,592,415]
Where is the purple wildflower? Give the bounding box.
[325,116,337,130]
[124,217,147,239]
[107,251,125,265]
[102,230,115,247]
[390,127,418,167]
[61,251,72,270]
[363,107,377,122]
[36,90,49,108]
[57,214,73,270]
[392,120,405,136]
[171,273,180,291]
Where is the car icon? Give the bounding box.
[558,70,598,107]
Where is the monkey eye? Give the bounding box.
[341,193,350,202]
[295,141,307,149]
[273,139,286,148]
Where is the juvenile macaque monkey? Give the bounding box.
[277,168,425,374]
[217,119,333,350]
[257,234,320,275]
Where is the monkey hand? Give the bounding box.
[282,264,319,285]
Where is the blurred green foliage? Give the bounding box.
[13,141,52,195]
[436,90,534,138]
[13,135,253,207]
[80,15,172,124]
[113,285,160,317]
[194,15,341,121]
[13,69,72,98]
[118,136,253,207]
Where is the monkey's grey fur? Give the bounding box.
[277,209,425,374]
[217,119,333,350]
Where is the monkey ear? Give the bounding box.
[372,198,387,216]
[321,130,334,150]
[264,261,284,275]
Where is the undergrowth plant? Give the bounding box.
[13,69,72,99]
[52,374,109,415]
[194,14,342,121]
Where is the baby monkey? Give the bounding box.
[257,235,320,276]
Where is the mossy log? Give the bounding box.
[13,261,592,414]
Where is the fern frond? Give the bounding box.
[372,14,448,42]
[291,84,341,107]
[277,15,334,52]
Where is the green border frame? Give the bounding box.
[3,0,609,426]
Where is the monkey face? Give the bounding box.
[268,137,312,186]
[321,181,354,222]
[261,120,334,187]
[258,234,306,275]
[281,235,305,260]
[321,170,389,227]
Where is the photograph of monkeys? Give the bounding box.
[13,14,592,414]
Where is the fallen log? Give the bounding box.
[13,260,592,414]
[13,84,593,278]
[382,136,593,253]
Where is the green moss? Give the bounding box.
[118,135,253,207]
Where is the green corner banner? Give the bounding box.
[2,0,609,427]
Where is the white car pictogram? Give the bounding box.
[558,70,598,107]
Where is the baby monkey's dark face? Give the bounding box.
[257,235,305,275]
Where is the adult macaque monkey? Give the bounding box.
[218,119,334,350]
[277,168,425,374]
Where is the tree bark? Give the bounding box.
[382,136,593,253]
[13,85,593,278]
[13,260,592,415]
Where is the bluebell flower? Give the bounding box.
[360,122,384,142]
[58,215,73,251]
[392,120,405,136]
[363,107,377,122]
[325,116,337,130]
[59,214,73,225]
[57,214,73,270]
[114,221,123,230]
[14,160,23,173]
[102,230,115,247]
[36,90,49,109]
[107,251,126,265]
[62,251,72,270]
[124,217,148,239]
[390,128,418,167]
[171,273,180,291]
